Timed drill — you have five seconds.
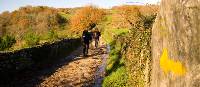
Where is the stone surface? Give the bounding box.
[152,0,200,87]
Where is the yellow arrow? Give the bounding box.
[160,48,186,76]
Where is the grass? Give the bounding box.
[103,66,128,87]
[102,27,129,44]
[102,27,129,86]
[103,37,128,87]
[101,12,130,86]
[101,10,129,43]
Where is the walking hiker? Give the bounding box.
[82,30,92,56]
[93,28,101,48]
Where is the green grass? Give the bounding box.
[100,13,130,86]
[102,31,128,87]
[102,39,128,87]
[103,41,127,87]
[102,28,129,44]
[101,12,129,43]
[103,66,128,87]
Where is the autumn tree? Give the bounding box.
[0,11,11,37]
[70,6,105,33]
[111,5,142,29]
[111,5,158,29]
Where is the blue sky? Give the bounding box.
[0,0,160,13]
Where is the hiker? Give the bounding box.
[82,30,92,56]
[93,28,101,48]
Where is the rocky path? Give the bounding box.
[37,40,108,87]
[39,42,108,87]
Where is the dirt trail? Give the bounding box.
[38,40,108,87]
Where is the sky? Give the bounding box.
[0,0,160,13]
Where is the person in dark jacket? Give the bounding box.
[93,28,101,48]
[82,30,92,56]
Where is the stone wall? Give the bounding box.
[152,0,200,87]
[0,38,81,75]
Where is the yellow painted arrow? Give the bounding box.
[160,48,186,76]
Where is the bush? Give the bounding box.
[48,30,58,41]
[142,14,156,29]
[122,14,154,86]
[0,35,16,51]
[57,12,69,26]
[24,32,40,46]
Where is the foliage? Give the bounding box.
[102,30,128,86]
[0,11,11,37]
[0,6,76,50]
[124,28,152,86]
[0,35,16,51]
[141,14,157,29]
[117,5,142,26]
[102,28,129,44]
[48,30,58,41]
[110,5,158,29]
[0,5,157,51]
[57,12,69,25]
[121,13,155,86]
[70,6,105,33]
[6,6,60,39]
[24,32,40,46]
[102,5,158,87]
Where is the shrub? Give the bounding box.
[0,35,16,51]
[48,30,58,41]
[123,14,154,86]
[142,14,157,29]
[24,32,40,46]
[57,12,69,26]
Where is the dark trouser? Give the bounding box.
[95,38,99,48]
[83,42,89,56]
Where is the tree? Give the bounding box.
[70,6,105,33]
[0,11,11,37]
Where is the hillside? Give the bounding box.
[0,6,104,51]
[0,6,71,50]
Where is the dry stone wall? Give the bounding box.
[0,38,81,75]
